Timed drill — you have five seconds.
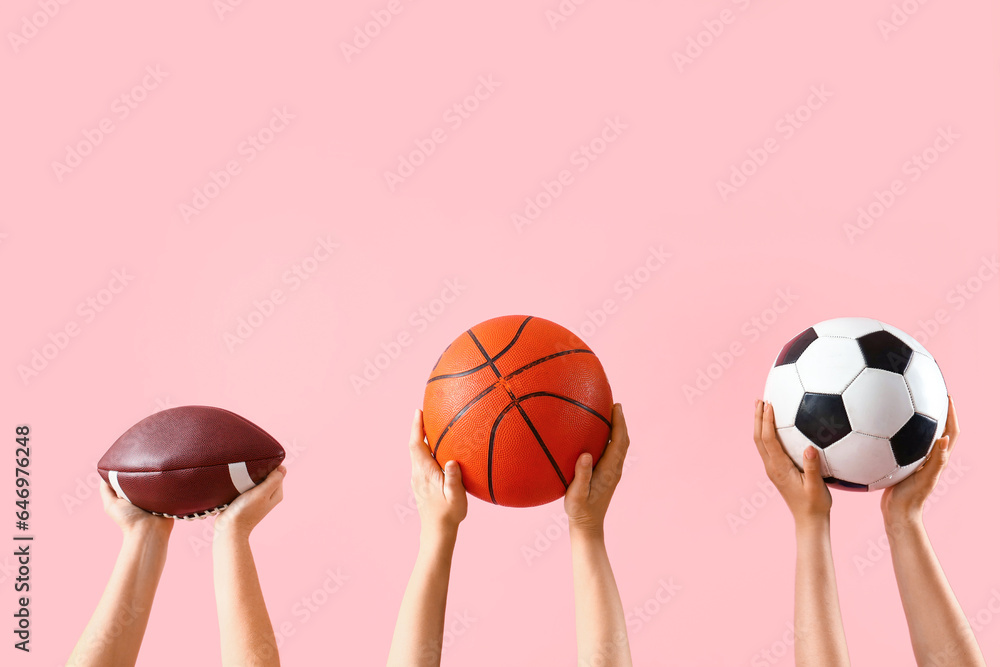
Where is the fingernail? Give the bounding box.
[582,453,593,466]
[804,446,816,460]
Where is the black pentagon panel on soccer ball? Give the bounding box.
[824,477,868,492]
[857,331,912,374]
[795,393,852,448]
[890,413,938,466]
[775,327,818,366]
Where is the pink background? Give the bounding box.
[3,1,998,665]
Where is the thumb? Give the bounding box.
[801,446,824,486]
[443,460,464,500]
[567,453,594,499]
[918,435,950,484]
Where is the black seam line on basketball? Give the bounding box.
[513,402,569,489]
[431,383,499,457]
[425,317,534,384]
[487,402,519,505]
[516,392,613,429]
[503,349,595,380]
[467,330,503,379]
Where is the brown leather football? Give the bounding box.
[97,406,285,519]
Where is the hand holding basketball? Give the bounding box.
[753,400,831,525]
[409,408,467,534]
[215,466,287,541]
[99,479,173,538]
[564,403,629,538]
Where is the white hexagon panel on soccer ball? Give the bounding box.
[812,317,883,339]
[843,369,914,438]
[823,431,899,486]
[869,458,925,490]
[763,364,804,429]
[880,322,933,359]
[904,353,948,428]
[795,336,867,394]
[776,426,831,478]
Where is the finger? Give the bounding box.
[595,404,628,477]
[442,460,465,502]
[566,452,594,500]
[759,402,784,460]
[942,396,960,448]
[752,399,769,462]
[408,408,437,471]
[801,446,824,489]
[98,479,119,508]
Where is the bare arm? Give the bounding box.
[754,400,850,667]
[68,482,172,667]
[387,409,467,667]
[566,403,633,667]
[881,398,985,667]
[213,466,286,667]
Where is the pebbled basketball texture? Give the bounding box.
[423,315,613,507]
[98,406,285,519]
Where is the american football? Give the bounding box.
[97,405,286,519]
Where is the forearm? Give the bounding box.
[387,526,458,667]
[68,525,169,667]
[570,527,632,667]
[885,515,985,667]
[213,534,280,667]
[793,518,849,667]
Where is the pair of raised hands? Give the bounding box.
[406,403,630,535]
[753,396,959,524]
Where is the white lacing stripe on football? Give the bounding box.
[108,471,131,503]
[152,504,228,521]
[228,462,256,493]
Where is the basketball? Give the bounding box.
[422,315,613,507]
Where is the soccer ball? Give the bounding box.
[763,317,948,491]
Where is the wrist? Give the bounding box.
[569,522,606,544]
[794,513,830,536]
[883,510,923,538]
[123,519,172,544]
[420,521,459,546]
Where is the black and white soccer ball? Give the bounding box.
[763,317,948,491]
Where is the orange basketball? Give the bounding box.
[423,315,613,507]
